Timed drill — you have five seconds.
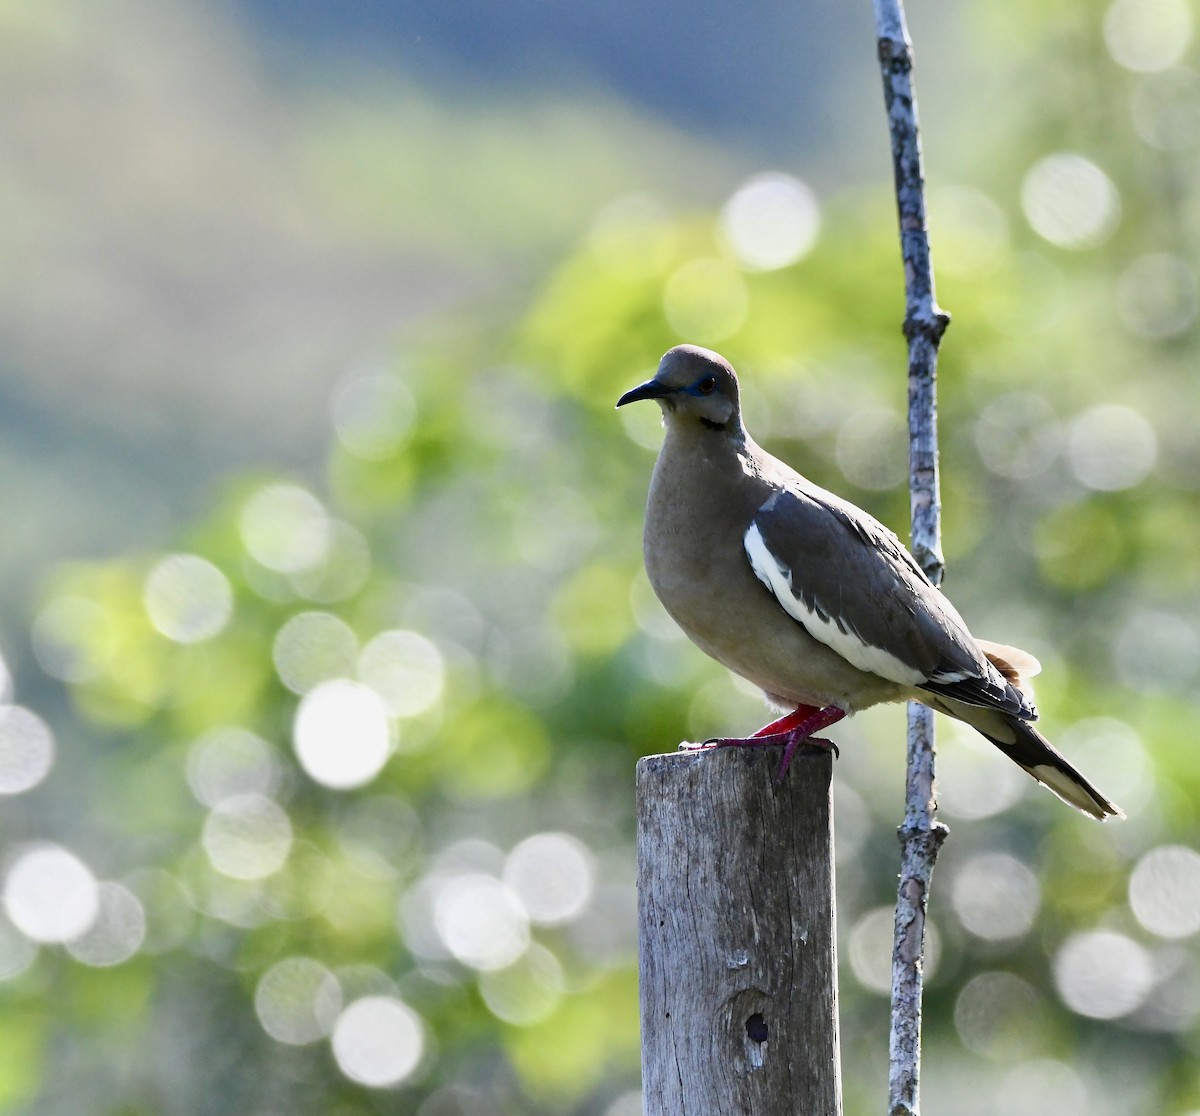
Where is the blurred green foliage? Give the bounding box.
[4,1,1200,1114]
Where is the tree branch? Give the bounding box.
[871,2,951,1114]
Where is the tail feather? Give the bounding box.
[977,640,1042,691]
[934,697,1123,820]
[987,717,1123,819]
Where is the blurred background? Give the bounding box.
[1,0,1199,1112]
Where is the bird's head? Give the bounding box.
[616,345,743,434]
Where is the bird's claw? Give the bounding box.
[773,737,839,785]
[808,736,839,759]
[678,735,839,759]
[677,737,756,751]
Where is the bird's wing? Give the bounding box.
[743,486,1033,718]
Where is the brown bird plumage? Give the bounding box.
[618,344,1122,820]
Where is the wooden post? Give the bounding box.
[637,745,842,1116]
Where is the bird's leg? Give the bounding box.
[750,705,823,738]
[771,705,845,783]
[679,703,842,777]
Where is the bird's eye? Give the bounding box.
[696,375,717,395]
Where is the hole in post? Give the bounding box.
[745,1013,768,1043]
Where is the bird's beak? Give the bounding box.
[616,379,673,408]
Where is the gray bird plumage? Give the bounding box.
[618,343,1122,820]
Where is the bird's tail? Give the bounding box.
[937,697,1124,820]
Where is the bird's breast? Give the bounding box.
[640,454,902,712]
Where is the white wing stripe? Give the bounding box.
[744,522,924,687]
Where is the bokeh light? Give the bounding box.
[273,611,359,695]
[65,881,146,966]
[331,368,417,459]
[288,520,374,604]
[293,679,391,789]
[662,257,749,343]
[0,704,55,795]
[566,861,638,966]
[0,912,37,981]
[1053,930,1154,1019]
[185,727,282,808]
[402,587,487,655]
[30,596,113,683]
[1129,845,1200,938]
[334,964,398,1005]
[195,873,266,929]
[331,995,426,1087]
[477,943,565,1024]
[398,841,510,962]
[1132,68,1200,150]
[255,957,343,1045]
[998,1059,1088,1115]
[1139,947,1200,1032]
[144,554,233,643]
[950,852,1040,941]
[719,172,820,271]
[954,971,1046,1058]
[201,794,293,880]
[1067,404,1157,490]
[3,844,99,944]
[1056,717,1155,818]
[503,832,594,926]
[973,393,1062,480]
[358,629,445,718]
[848,905,939,994]
[240,484,331,574]
[125,868,195,955]
[1021,153,1120,249]
[1115,252,1198,339]
[399,875,457,963]
[1113,609,1200,693]
[434,873,530,971]
[1103,0,1193,72]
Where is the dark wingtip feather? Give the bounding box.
[981,715,1123,820]
[919,673,1034,720]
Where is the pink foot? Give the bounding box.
[679,705,846,783]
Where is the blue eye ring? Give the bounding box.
[696,375,717,395]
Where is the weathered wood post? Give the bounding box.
[637,744,842,1116]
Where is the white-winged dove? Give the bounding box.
[618,344,1122,820]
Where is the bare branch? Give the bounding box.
[871,2,951,1113]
